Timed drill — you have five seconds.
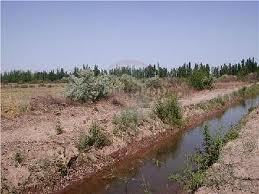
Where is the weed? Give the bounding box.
[55,159,68,177]
[14,152,23,165]
[113,108,139,135]
[55,121,63,135]
[223,128,239,143]
[77,122,110,152]
[153,95,182,126]
[119,74,141,93]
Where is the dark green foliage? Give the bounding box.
[189,70,213,90]
[223,129,239,143]
[154,95,182,126]
[77,122,110,152]
[14,152,23,164]
[1,58,257,83]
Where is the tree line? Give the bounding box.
[1,57,258,83]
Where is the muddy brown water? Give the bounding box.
[60,96,259,194]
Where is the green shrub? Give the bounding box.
[55,159,68,177]
[190,70,213,90]
[113,108,139,134]
[77,122,110,151]
[14,152,23,164]
[65,70,110,102]
[119,74,141,93]
[223,128,239,142]
[153,95,182,126]
[145,77,162,90]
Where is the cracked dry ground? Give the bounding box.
[196,107,259,194]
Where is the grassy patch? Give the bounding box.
[196,96,227,112]
[153,95,182,126]
[77,122,110,152]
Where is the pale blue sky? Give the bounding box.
[1,1,259,72]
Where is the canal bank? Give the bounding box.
[57,89,259,194]
[196,106,259,194]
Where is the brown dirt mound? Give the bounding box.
[29,95,68,112]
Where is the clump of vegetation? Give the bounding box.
[153,95,182,126]
[111,97,124,107]
[55,121,63,135]
[55,159,68,177]
[169,124,240,191]
[77,122,110,152]
[196,95,227,112]
[119,74,141,93]
[189,70,213,90]
[14,152,23,165]
[113,108,139,135]
[65,69,110,102]
[145,77,162,90]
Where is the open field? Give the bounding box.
[1,84,65,118]
[1,80,255,194]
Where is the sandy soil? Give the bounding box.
[196,107,259,194]
[0,81,249,193]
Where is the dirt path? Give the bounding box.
[196,107,259,194]
[180,82,249,106]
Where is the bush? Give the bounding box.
[119,74,141,93]
[113,108,139,134]
[65,70,110,102]
[153,95,182,126]
[77,122,110,151]
[190,70,213,90]
[145,77,162,89]
[14,152,23,164]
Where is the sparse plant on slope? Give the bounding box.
[113,108,139,135]
[65,69,110,102]
[14,152,23,165]
[153,95,182,126]
[77,122,110,152]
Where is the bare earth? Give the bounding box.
[196,107,259,194]
[0,81,250,193]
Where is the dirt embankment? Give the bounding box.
[0,81,250,194]
[196,107,259,194]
